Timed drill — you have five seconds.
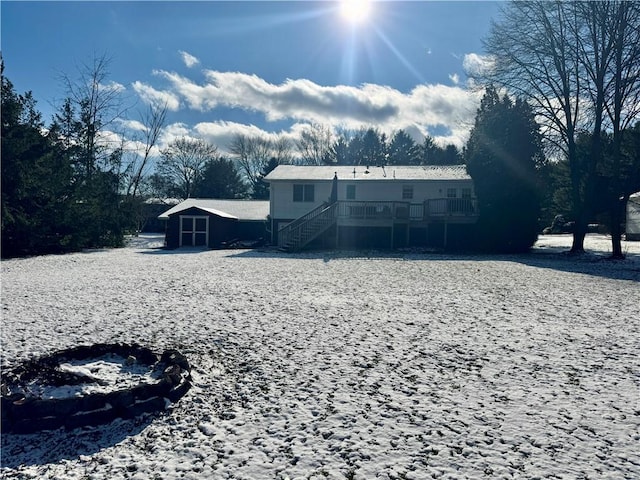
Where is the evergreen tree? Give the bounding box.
[388,130,420,165]
[438,144,463,165]
[252,157,279,199]
[193,157,248,199]
[1,68,75,256]
[465,87,544,252]
[51,54,129,248]
[420,137,462,165]
[327,134,351,165]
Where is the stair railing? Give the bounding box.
[278,202,338,251]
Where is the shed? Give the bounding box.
[627,192,640,241]
[158,199,270,249]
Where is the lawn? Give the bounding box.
[2,234,639,479]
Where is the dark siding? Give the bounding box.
[271,219,295,245]
[165,214,181,249]
[165,207,267,249]
[338,226,392,249]
[236,221,268,243]
[209,217,237,248]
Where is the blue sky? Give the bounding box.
[2,1,502,154]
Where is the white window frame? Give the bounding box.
[293,184,315,202]
[179,215,209,247]
[402,185,414,200]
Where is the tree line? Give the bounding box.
[150,124,465,202]
[479,0,640,257]
[2,59,130,257]
[0,57,463,257]
[3,1,639,257]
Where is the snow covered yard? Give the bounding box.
[2,234,639,479]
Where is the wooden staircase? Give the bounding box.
[278,202,338,252]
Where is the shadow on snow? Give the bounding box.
[221,246,640,282]
[0,414,161,469]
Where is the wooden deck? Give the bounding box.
[336,198,478,225]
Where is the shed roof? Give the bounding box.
[158,199,269,220]
[264,165,471,182]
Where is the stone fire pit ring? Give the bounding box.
[1,343,191,434]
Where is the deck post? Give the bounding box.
[391,222,395,249]
[443,220,448,249]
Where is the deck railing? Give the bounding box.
[277,197,477,251]
[278,202,338,251]
[424,198,478,217]
[337,198,477,221]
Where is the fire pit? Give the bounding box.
[1,343,191,434]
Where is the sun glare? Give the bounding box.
[340,0,372,24]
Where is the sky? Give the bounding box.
[2,1,502,156]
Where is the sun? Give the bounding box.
[339,0,372,24]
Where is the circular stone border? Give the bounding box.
[1,343,191,434]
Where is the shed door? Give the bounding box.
[180,215,209,246]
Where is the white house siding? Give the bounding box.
[265,165,478,249]
[269,179,474,221]
[627,192,640,240]
[269,180,334,221]
[338,180,473,203]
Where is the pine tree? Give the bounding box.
[465,87,544,252]
[193,157,248,199]
[252,158,279,200]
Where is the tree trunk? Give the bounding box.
[610,196,625,259]
[571,225,586,253]
[568,136,586,253]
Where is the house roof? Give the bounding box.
[264,164,471,182]
[158,199,270,220]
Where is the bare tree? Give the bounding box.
[296,123,334,165]
[124,102,168,198]
[482,1,588,251]
[601,2,640,257]
[228,134,272,193]
[158,137,218,199]
[53,53,131,246]
[60,53,128,176]
[481,1,640,254]
[272,135,295,165]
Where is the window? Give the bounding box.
[180,215,208,246]
[402,185,414,200]
[293,184,315,202]
[346,184,356,200]
[462,188,472,199]
[447,188,457,198]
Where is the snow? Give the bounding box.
[11,354,161,400]
[2,234,639,479]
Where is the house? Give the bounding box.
[264,164,479,251]
[626,191,640,241]
[158,199,269,249]
[142,198,181,233]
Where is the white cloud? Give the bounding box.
[98,81,126,93]
[193,121,284,153]
[117,119,148,132]
[449,73,460,85]
[462,53,494,78]
[179,50,200,68]
[132,81,181,111]
[147,69,484,148]
[158,122,194,149]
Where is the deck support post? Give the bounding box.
[444,221,448,249]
